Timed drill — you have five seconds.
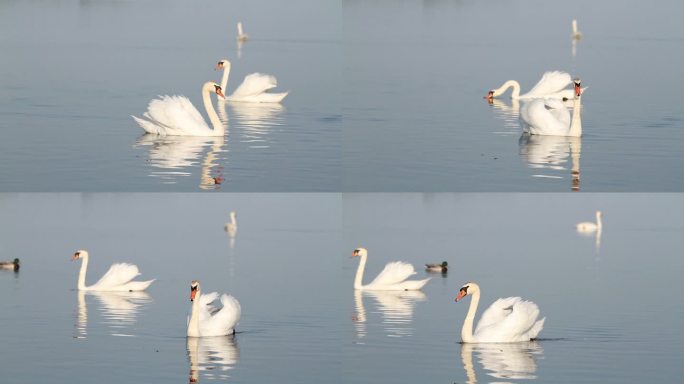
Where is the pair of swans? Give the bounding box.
[352,248,430,291]
[133,60,288,136]
[351,249,544,342]
[187,280,241,337]
[486,71,583,101]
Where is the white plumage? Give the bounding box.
[352,248,430,291]
[216,59,289,103]
[456,282,545,343]
[71,250,155,292]
[188,281,241,337]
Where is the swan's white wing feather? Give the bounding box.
[200,294,241,336]
[92,263,140,289]
[520,98,570,136]
[523,71,571,98]
[138,95,211,136]
[475,297,545,342]
[367,261,416,287]
[230,73,278,98]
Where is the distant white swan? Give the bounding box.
[187,280,241,337]
[216,59,289,103]
[224,211,237,237]
[455,282,545,343]
[520,78,583,137]
[577,210,602,233]
[237,21,248,42]
[352,247,430,291]
[132,82,226,136]
[572,19,583,40]
[486,71,582,101]
[71,250,155,292]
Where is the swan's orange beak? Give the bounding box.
[351,250,360,258]
[455,289,467,302]
[217,88,225,98]
[575,82,581,97]
[215,62,224,70]
[484,90,494,104]
[190,289,197,302]
[71,253,80,261]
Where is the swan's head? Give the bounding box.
[455,281,480,302]
[213,83,225,98]
[596,210,603,218]
[574,78,582,97]
[230,211,237,219]
[484,90,495,103]
[215,59,231,71]
[190,280,200,301]
[71,250,88,261]
[352,248,368,258]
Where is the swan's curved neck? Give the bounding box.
[220,65,230,95]
[568,95,582,137]
[202,84,225,134]
[596,211,602,230]
[187,291,201,337]
[354,253,367,289]
[461,289,480,343]
[493,80,521,99]
[77,255,89,290]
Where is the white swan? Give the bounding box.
[577,210,602,233]
[71,250,155,292]
[352,248,430,291]
[486,71,582,101]
[187,280,241,337]
[224,211,237,236]
[132,82,226,136]
[237,21,248,42]
[455,282,545,343]
[520,78,583,137]
[216,59,289,103]
[572,19,583,40]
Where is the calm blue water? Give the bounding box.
[0,0,341,191]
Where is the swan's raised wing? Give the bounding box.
[230,73,278,98]
[520,98,570,136]
[200,294,241,336]
[476,297,522,334]
[525,71,571,98]
[144,95,211,135]
[92,263,141,289]
[367,261,416,288]
[475,297,544,341]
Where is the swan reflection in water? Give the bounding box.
[352,290,426,340]
[74,290,152,339]
[225,102,285,150]
[488,99,521,135]
[461,341,544,383]
[187,335,240,383]
[134,135,226,190]
[519,134,582,191]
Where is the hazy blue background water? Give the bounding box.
[342,193,684,383]
[0,194,341,383]
[0,0,341,191]
[343,0,684,191]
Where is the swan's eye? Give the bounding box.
[191,285,198,291]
